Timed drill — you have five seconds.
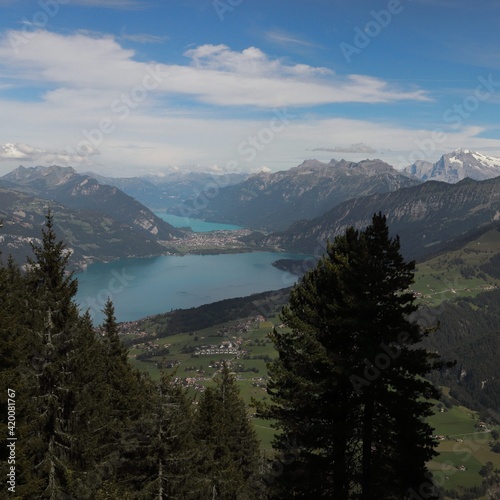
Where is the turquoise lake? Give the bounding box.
[154,212,243,232]
[75,252,301,324]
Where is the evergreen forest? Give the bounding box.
[1,213,499,499]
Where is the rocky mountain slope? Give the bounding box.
[177,159,420,231]
[404,149,500,183]
[0,187,173,270]
[1,165,184,241]
[260,177,500,261]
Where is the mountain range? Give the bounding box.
[86,170,249,211]
[180,158,420,231]
[404,149,500,183]
[0,187,176,270]
[2,149,500,268]
[0,166,188,268]
[1,165,184,240]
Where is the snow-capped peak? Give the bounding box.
[403,149,500,183]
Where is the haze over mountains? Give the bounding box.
[168,150,500,232]
[86,170,248,211]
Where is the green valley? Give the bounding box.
[413,225,500,307]
[123,301,500,498]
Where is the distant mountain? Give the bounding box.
[404,149,500,183]
[260,177,500,261]
[87,170,249,211]
[1,165,184,241]
[182,159,420,231]
[0,187,172,270]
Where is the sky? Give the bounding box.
[0,0,500,177]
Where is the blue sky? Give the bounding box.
[0,0,499,177]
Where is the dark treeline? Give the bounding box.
[419,289,500,416]
[134,288,291,340]
[0,214,261,499]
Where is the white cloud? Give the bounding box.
[310,143,378,154]
[184,44,332,78]
[0,143,99,165]
[0,31,430,108]
[264,29,321,49]
[0,30,498,177]
[119,33,169,44]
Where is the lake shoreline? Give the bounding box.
[75,251,302,324]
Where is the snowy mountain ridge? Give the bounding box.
[404,149,500,183]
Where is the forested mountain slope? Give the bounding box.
[262,177,500,261]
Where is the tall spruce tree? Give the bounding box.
[16,211,106,498]
[262,213,443,499]
[18,212,79,498]
[0,256,32,495]
[93,298,150,497]
[139,372,198,499]
[195,363,261,499]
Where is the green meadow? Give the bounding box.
[427,403,500,498]
[413,228,500,307]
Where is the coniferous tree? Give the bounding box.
[262,213,444,499]
[0,255,32,495]
[139,372,198,499]
[93,298,150,496]
[195,362,261,499]
[15,211,104,498]
[19,212,79,498]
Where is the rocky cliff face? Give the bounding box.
[263,177,500,261]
